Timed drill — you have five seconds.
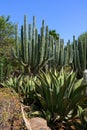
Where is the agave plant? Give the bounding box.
[34,69,87,129]
[74,106,87,130]
[1,75,37,105]
[19,76,37,105]
[1,75,23,92]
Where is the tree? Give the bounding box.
[78,32,87,43]
[49,30,59,40]
[0,15,15,56]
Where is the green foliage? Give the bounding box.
[78,32,87,43]
[1,15,87,130]
[0,15,15,57]
[19,76,37,105]
[1,15,87,79]
[34,69,87,129]
[0,57,5,82]
[1,75,23,91]
[74,106,87,130]
[0,56,12,82]
[49,30,59,40]
[2,75,37,105]
[0,15,15,44]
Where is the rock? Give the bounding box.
[0,87,51,130]
[21,104,51,130]
[29,117,51,130]
[0,88,26,130]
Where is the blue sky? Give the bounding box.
[0,0,87,43]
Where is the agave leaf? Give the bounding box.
[71,83,87,98]
[67,95,86,115]
[77,105,84,117]
[73,78,83,91]
[42,110,52,122]
[65,72,76,98]
[30,111,42,116]
[36,93,47,110]
[39,71,51,88]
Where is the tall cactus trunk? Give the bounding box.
[15,24,19,57]
[24,15,28,64]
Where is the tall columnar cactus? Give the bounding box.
[21,25,24,62]
[24,15,28,63]
[39,20,45,64]
[73,35,77,70]
[72,35,87,78]
[13,16,53,75]
[48,35,54,68]
[64,40,73,66]
[32,16,36,66]
[55,35,60,66]
[15,24,19,57]
[51,34,61,68]
[28,23,32,65]
[45,26,49,60]
[82,37,86,70]
[69,43,73,64]
[59,39,64,66]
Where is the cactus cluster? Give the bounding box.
[13,15,66,75]
[13,16,87,77]
[13,16,52,75]
[72,36,87,78]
